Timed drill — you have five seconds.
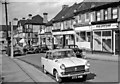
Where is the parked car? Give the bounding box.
[32,45,41,53]
[41,49,90,82]
[23,45,35,54]
[40,45,49,53]
[7,46,24,56]
[64,45,86,58]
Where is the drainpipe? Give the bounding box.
[118,3,120,56]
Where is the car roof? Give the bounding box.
[46,49,73,53]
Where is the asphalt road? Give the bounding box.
[16,53,118,83]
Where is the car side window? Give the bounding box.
[48,52,53,60]
[45,52,49,58]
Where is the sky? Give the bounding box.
[0,0,84,25]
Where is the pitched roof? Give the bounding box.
[25,15,44,25]
[45,20,53,26]
[63,3,82,20]
[17,19,26,26]
[76,0,120,13]
[52,5,70,22]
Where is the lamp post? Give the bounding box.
[10,18,18,58]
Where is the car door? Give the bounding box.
[46,52,54,74]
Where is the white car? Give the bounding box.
[41,49,90,82]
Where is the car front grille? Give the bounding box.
[64,65,85,75]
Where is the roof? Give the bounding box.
[45,20,53,26]
[52,5,70,22]
[63,3,82,20]
[47,49,73,53]
[76,0,120,13]
[0,25,18,31]
[17,19,26,26]
[25,15,44,25]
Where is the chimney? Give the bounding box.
[28,14,32,19]
[62,5,68,9]
[22,17,26,20]
[43,13,48,23]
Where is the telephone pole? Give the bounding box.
[2,0,9,56]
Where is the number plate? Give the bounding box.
[72,75,83,79]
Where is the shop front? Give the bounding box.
[74,26,91,50]
[92,23,118,54]
[52,30,75,48]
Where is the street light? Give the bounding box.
[10,18,18,58]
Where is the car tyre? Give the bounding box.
[43,66,47,74]
[54,71,62,83]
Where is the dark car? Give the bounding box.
[32,45,41,53]
[64,45,86,58]
[23,45,35,54]
[40,45,49,53]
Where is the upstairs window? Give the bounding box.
[112,7,118,19]
[79,14,82,22]
[104,9,108,20]
[96,11,101,21]
[85,13,89,21]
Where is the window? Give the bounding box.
[87,32,91,42]
[80,32,86,42]
[96,11,101,21]
[102,31,111,36]
[104,9,108,20]
[112,7,118,19]
[79,14,81,21]
[85,13,89,21]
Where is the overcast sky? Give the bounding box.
[0,0,84,25]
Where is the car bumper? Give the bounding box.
[60,71,90,78]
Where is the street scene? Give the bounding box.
[0,0,120,83]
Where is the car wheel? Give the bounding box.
[43,66,47,74]
[82,74,87,81]
[54,71,62,83]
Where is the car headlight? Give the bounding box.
[86,61,90,67]
[60,64,65,70]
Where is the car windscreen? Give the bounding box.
[53,50,76,59]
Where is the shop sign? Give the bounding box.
[92,23,118,30]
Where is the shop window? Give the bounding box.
[112,7,118,19]
[80,32,86,42]
[102,31,111,36]
[87,32,91,42]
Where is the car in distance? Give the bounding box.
[64,45,86,58]
[40,45,49,53]
[41,49,90,82]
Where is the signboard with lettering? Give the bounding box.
[92,23,118,30]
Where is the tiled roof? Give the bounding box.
[25,15,44,25]
[63,3,82,20]
[45,20,53,26]
[52,5,70,22]
[0,25,17,31]
[17,19,26,26]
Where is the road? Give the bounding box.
[16,53,118,83]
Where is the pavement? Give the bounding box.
[85,52,119,62]
[1,50,119,82]
[1,53,55,83]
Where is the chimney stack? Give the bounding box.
[62,5,68,9]
[28,14,32,19]
[43,13,48,23]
